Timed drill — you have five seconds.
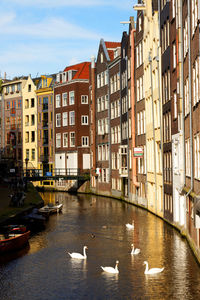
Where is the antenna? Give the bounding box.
[120,21,131,25]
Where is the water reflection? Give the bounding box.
[0,192,200,300]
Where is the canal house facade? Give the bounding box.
[36,75,55,188]
[1,78,27,171]
[54,62,91,190]
[22,75,39,170]
[134,9,147,206]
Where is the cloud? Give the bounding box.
[0,14,101,40]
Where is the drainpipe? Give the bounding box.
[130,27,139,193]
[149,53,157,213]
[126,55,130,197]
[157,1,164,213]
[188,0,194,192]
[179,0,186,226]
[107,65,111,184]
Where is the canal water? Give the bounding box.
[1,192,200,300]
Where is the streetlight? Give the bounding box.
[25,158,29,191]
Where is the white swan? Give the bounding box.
[126,221,134,229]
[68,246,88,259]
[144,261,164,274]
[101,260,119,274]
[131,244,140,255]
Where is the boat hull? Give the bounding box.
[0,231,30,254]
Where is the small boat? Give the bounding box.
[38,203,63,215]
[22,208,47,230]
[0,230,30,254]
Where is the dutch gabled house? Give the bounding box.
[93,39,121,195]
[54,62,90,191]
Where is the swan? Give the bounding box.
[131,244,140,255]
[68,246,88,259]
[101,260,119,274]
[144,261,164,274]
[126,221,134,229]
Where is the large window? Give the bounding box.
[70,132,75,147]
[56,94,61,108]
[69,91,75,105]
[63,133,68,147]
[69,111,75,125]
[56,133,61,148]
[62,93,67,106]
[63,112,68,126]
[56,113,61,127]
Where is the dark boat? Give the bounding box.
[0,230,30,254]
[22,208,47,230]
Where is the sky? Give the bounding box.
[0,0,137,80]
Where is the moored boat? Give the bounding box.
[0,230,30,254]
[38,203,63,215]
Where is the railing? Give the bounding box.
[22,168,90,181]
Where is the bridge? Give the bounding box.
[22,168,90,182]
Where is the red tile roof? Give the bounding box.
[64,62,91,80]
[104,41,121,61]
[105,41,121,48]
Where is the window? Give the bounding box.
[28,84,31,92]
[172,0,175,19]
[63,133,68,147]
[138,16,142,31]
[82,136,89,147]
[62,93,67,106]
[56,113,61,127]
[194,134,200,179]
[31,149,35,160]
[81,95,88,104]
[173,42,176,69]
[70,132,75,147]
[56,94,61,108]
[69,111,75,125]
[69,91,75,105]
[31,131,35,142]
[56,133,61,148]
[185,139,191,176]
[17,83,21,91]
[100,53,104,63]
[174,91,177,119]
[81,115,88,125]
[31,98,35,107]
[26,149,29,160]
[11,85,15,93]
[63,112,68,126]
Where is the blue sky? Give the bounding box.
[0,0,137,79]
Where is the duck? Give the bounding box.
[126,221,134,229]
[131,244,140,255]
[68,246,88,259]
[144,261,164,274]
[101,260,119,274]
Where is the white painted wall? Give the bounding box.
[55,153,65,175]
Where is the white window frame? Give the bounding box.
[69,111,75,125]
[81,115,88,125]
[81,95,88,104]
[82,136,89,147]
[69,91,75,105]
[63,112,68,126]
[56,113,61,127]
[62,93,67,106]
[70,132,75,147]
[63,132,68,147]
[56,133,61,148]
[56,94,61,108]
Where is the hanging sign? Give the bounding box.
[133,147,143,157]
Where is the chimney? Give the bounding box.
[4,72,6,80]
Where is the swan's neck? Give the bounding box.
[83,247,87,257]
[115,263,118,271]
[145,262,148,272]
[131,246,134,254]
